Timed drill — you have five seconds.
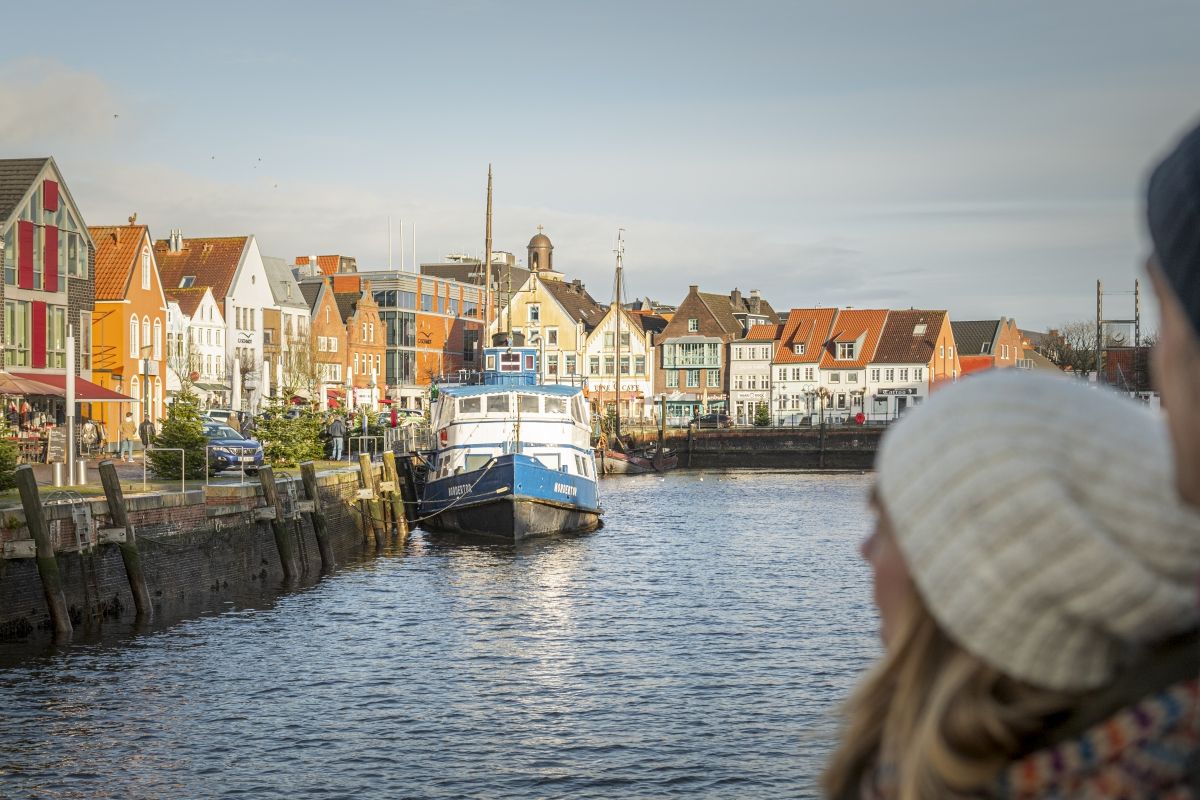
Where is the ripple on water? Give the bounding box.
[0,470,878,799]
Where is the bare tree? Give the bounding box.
[281,332,321,399]
[166,329,200,390]
[1037,321,1097,376]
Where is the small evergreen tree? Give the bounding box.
[256,398,324,467]
[149,387,209,480]
[754,404,771,427]
[0,437,18,490]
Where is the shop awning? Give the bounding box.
[0,371,61,396]
[13,372,134,402]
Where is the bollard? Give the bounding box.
[382,451,409,540]
[15,465,73,638]
[358,453,386,549]
[52,462,65,487]
[258,466,299,581]
[299,461,335,574]
[98,460,153,620]
[76,459,88,486]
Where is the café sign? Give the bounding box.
[877,388,917,396]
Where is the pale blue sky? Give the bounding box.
[3,1,1198,329]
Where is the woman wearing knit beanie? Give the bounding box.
[1146,117,1200,509]
[823,370,1200,799]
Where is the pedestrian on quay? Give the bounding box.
[823,370,1200,799]
[119,412,138,462]
[138,415,156,449]
[226,411,241,435]
[1146,116,1200,509]
[328,413,346,461]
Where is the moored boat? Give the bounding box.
[418,341,602,541]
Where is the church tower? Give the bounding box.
[527,226,553,273]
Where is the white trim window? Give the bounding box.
[141,249,151,290]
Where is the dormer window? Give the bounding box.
[980,342,991,354]
[793,343,805,355]
[913,323,927,336]
[179,276,195,288]
[836,342,856,360]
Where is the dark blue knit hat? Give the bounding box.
[1147,120,1200,337]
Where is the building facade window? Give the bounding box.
[687,318,699,332]
[707,369,720,387]
[634,355,645,375]
[153,319,162,360]
[141,250,151,290]
[686,369,699,388]
[793,343,805,355]
[836,342,855,360]
[589,356,600,375]
[667,370,679,388]
[528,304,540,323]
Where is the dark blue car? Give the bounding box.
[203,422,265,474]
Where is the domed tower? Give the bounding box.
[527,226,553,273]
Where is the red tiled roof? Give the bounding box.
[773,308,837,364]
[294,255,342,276]
[154,236,248,302]
[819,309,890,369]
[163,286,211,319]
[89,225,150,301]
[872,309,948,365]
[696,292,744,336]
[744,323,782,341]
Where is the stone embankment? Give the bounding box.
[671,426,883,469]
[0,459,412,639]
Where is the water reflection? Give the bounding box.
[0,470,877,799]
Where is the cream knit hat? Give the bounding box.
[876,370,1200,692]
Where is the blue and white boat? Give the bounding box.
[418,340,602,541]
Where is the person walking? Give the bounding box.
[823,371,1200,799]
[138,416,156,450]
[328,414,346,461]
[119,412,138,462]
[226,412,241,435]
[1146,118,1200,508]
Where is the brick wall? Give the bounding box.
[0,466,376,638]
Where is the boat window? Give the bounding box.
[571,395,586,424]
[545,397,567,415]
[535,452,560,470]
[499,352,521,372]
[439,400,456,427]
[486,394,510,412]
[518,394,540,414]
[575,454,584,474]
[465,453,491,472]
[459,397,481,414]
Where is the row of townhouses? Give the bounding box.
[0,155,1041,446]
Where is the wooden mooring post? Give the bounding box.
[381,451,409,540]
[358,453,386,549]
[98,460,153,620]
[14,465,72,638]
[396,453,420,525]
[299,461,335,573]
[258,466,300,581]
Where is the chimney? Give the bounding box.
[689,284,699,294]
[749,289,762,314]
[571,279,583,293]
[169,229,183,253]
[309,254,317,275]
[730,288,742,308]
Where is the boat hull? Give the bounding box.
[419,453,601,541]
[600,449,679,475]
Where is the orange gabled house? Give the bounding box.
[88,223,169,447]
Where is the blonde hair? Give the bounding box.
[822,591,1080,799]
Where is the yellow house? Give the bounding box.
[488,230,605,384]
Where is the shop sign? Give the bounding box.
[877,388,917,396]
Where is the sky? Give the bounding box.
[2,1,1198,331]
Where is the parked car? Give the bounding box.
[692,412,733,429]
[203,422,264,474]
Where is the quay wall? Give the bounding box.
[671,427,883,469]
[0,467,376,639]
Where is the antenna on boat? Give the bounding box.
[612,228,625,443]
[483,165,493,359]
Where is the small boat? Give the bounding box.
[598,441,679,475]
[418,338,602,541]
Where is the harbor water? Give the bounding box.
[0,470,879,799]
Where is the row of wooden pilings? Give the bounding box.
[15,450,423,642]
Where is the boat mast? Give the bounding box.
[613,228,625,443]
[484,165,493,350]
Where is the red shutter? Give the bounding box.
[43,180,59,212]
[17,221,33,289]
[43,225,58,292]
[31,301,46,369]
